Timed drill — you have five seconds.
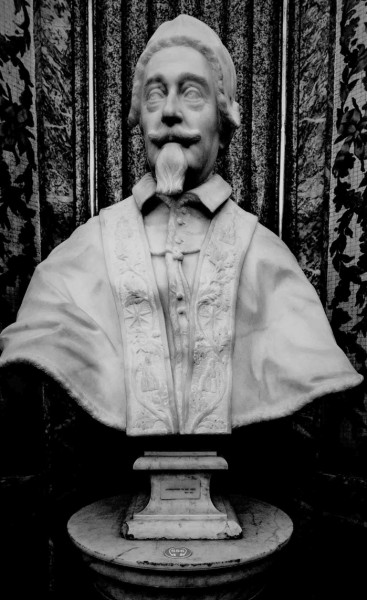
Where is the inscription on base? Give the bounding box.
[161,476,201,500]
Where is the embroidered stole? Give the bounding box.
[101,196,257,435]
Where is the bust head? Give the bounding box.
[128,15,241,194]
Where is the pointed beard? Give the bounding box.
[155,142,188,195]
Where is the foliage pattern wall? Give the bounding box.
[327,0,367,450]
[0,0,40,331]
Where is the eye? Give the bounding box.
[183,87,202,101]
[146,88,165,103]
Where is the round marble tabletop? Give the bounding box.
[68,494,293,572]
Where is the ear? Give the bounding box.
[219,123,235,151]
[219,101,241,150]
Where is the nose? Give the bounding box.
[161,90,182,126]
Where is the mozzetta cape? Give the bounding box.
[0,197,363,434]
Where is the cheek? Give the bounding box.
[201,116,220,142]
[202,129,220,154]
[140,108,158,131]
[145,144,159,165]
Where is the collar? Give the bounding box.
[132,172,232,214]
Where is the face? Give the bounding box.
[140,46,223,190]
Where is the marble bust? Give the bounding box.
[0,15,363,436]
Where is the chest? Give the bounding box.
[144,202,210,295]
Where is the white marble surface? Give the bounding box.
[68,494,293,569]
[134,452,228,471]
[123,492,242,540]
[123,452,241,539]
[68,494,292,599]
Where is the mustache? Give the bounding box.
[148,129,201,148]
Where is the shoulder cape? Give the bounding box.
[0,200,362,431]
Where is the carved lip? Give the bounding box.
[148,132,201,148]
[164,547,193,558]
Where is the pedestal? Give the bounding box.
[123,452,241,540]
[68,494,293,600]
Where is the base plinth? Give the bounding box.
[123,452,241,540]
[68,494,293,600]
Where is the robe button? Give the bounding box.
[175,237,183,244]
[177,217,184,225]
[181,207,188,215]
[177,307,185,315]
[173,251,184,261]
[176,292,184,300]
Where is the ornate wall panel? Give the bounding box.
[281,0,337,483]
[328,1,367,380]
[270,4,366,596]
[0,0,40,331]
[324,0,367,473]
[283,0,335,299]
[34,0,74,259]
